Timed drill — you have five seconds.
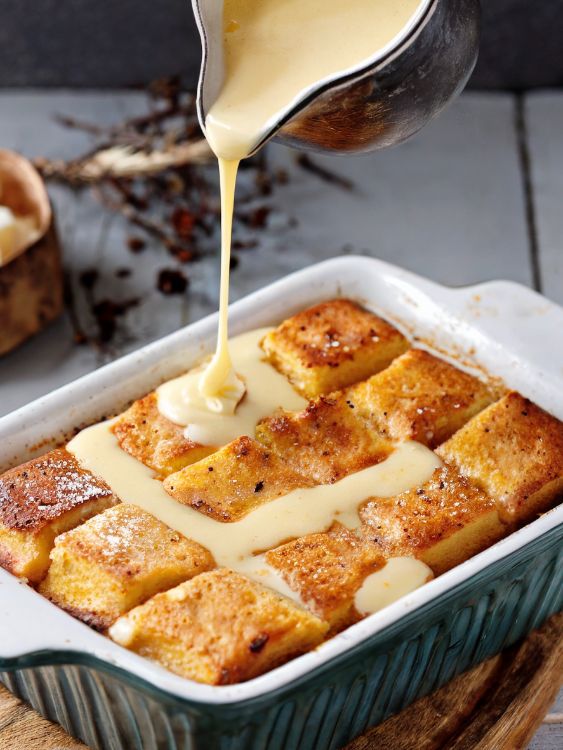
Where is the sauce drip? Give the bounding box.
[190,0,422,424]
[67,2,438,619]
[197,158,244,412]
[156,328,306,446]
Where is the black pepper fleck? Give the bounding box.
[249,634,269,653]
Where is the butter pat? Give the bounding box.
[0,205,17,264]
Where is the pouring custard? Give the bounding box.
[163,0,423,432]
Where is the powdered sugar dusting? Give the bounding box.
[0,448,114,531]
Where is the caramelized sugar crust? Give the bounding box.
[265,523,384,632]
[345,349,497,447]
[0,449,117,582]
[163,436,314,521]
[360,464,505,575]
[437,392,563,525]
[112,393,214,478]
[108,568,328,685]
[261,299,409,398]
[256,348,494,485]
[0,448,113,531]
[39,504,215,630]
[256,396,392,484]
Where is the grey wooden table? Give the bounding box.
[0,90,561,748]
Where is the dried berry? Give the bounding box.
[127,236,146,254]
[157,269,189,295]
[240,206,271,229]
[171,207,196,240]
[92,298,139,343]
[79,269,99,290]
[166,242,195,264]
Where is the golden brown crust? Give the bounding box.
[0,545,16,574]
[163,436,313,521]
[39,504,214,629]
[0,448,118,583]
[5,293,563,688]
[346,349,496,448]
[437,392,563,524]
[360,464,506,575]
[0,448,114,532]
[109,568,328,684]
[256,395,392,484]
[261,299,408,398]
[112,393,214,478]
[265,523,384,631]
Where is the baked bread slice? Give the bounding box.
[112,393,214,478]
[39,504,214,630]
[256,395,392,484]
[265,523,384,632]
[261,299,408,398]
[360,464,505,575]
[345,349,497,448]
[0,449,117,583]
[109,568,328,684]
[437,392,563,525]
[163,435,313,521]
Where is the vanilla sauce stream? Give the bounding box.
[70,0,434,615]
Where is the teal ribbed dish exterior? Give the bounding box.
[1,522,561,750]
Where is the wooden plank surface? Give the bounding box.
[0,91,533,414]
[346,613,563,750]
[526,92,563,304]
[0,89,561,747]
[265,93,532,289]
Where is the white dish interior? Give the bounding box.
[0,255,562,705]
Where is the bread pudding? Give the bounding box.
[1,299,562,686]
[0,449,117,583]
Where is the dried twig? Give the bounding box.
[296,153,355,192]
[35,140,212,184]
[54,114,107,136]
[34,76,293,348]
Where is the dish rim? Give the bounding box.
[1,254,562,707]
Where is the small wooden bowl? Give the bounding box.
[0,150,63,356]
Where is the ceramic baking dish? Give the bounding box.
[0,256,562,750]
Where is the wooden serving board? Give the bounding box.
[1,613,561,750]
